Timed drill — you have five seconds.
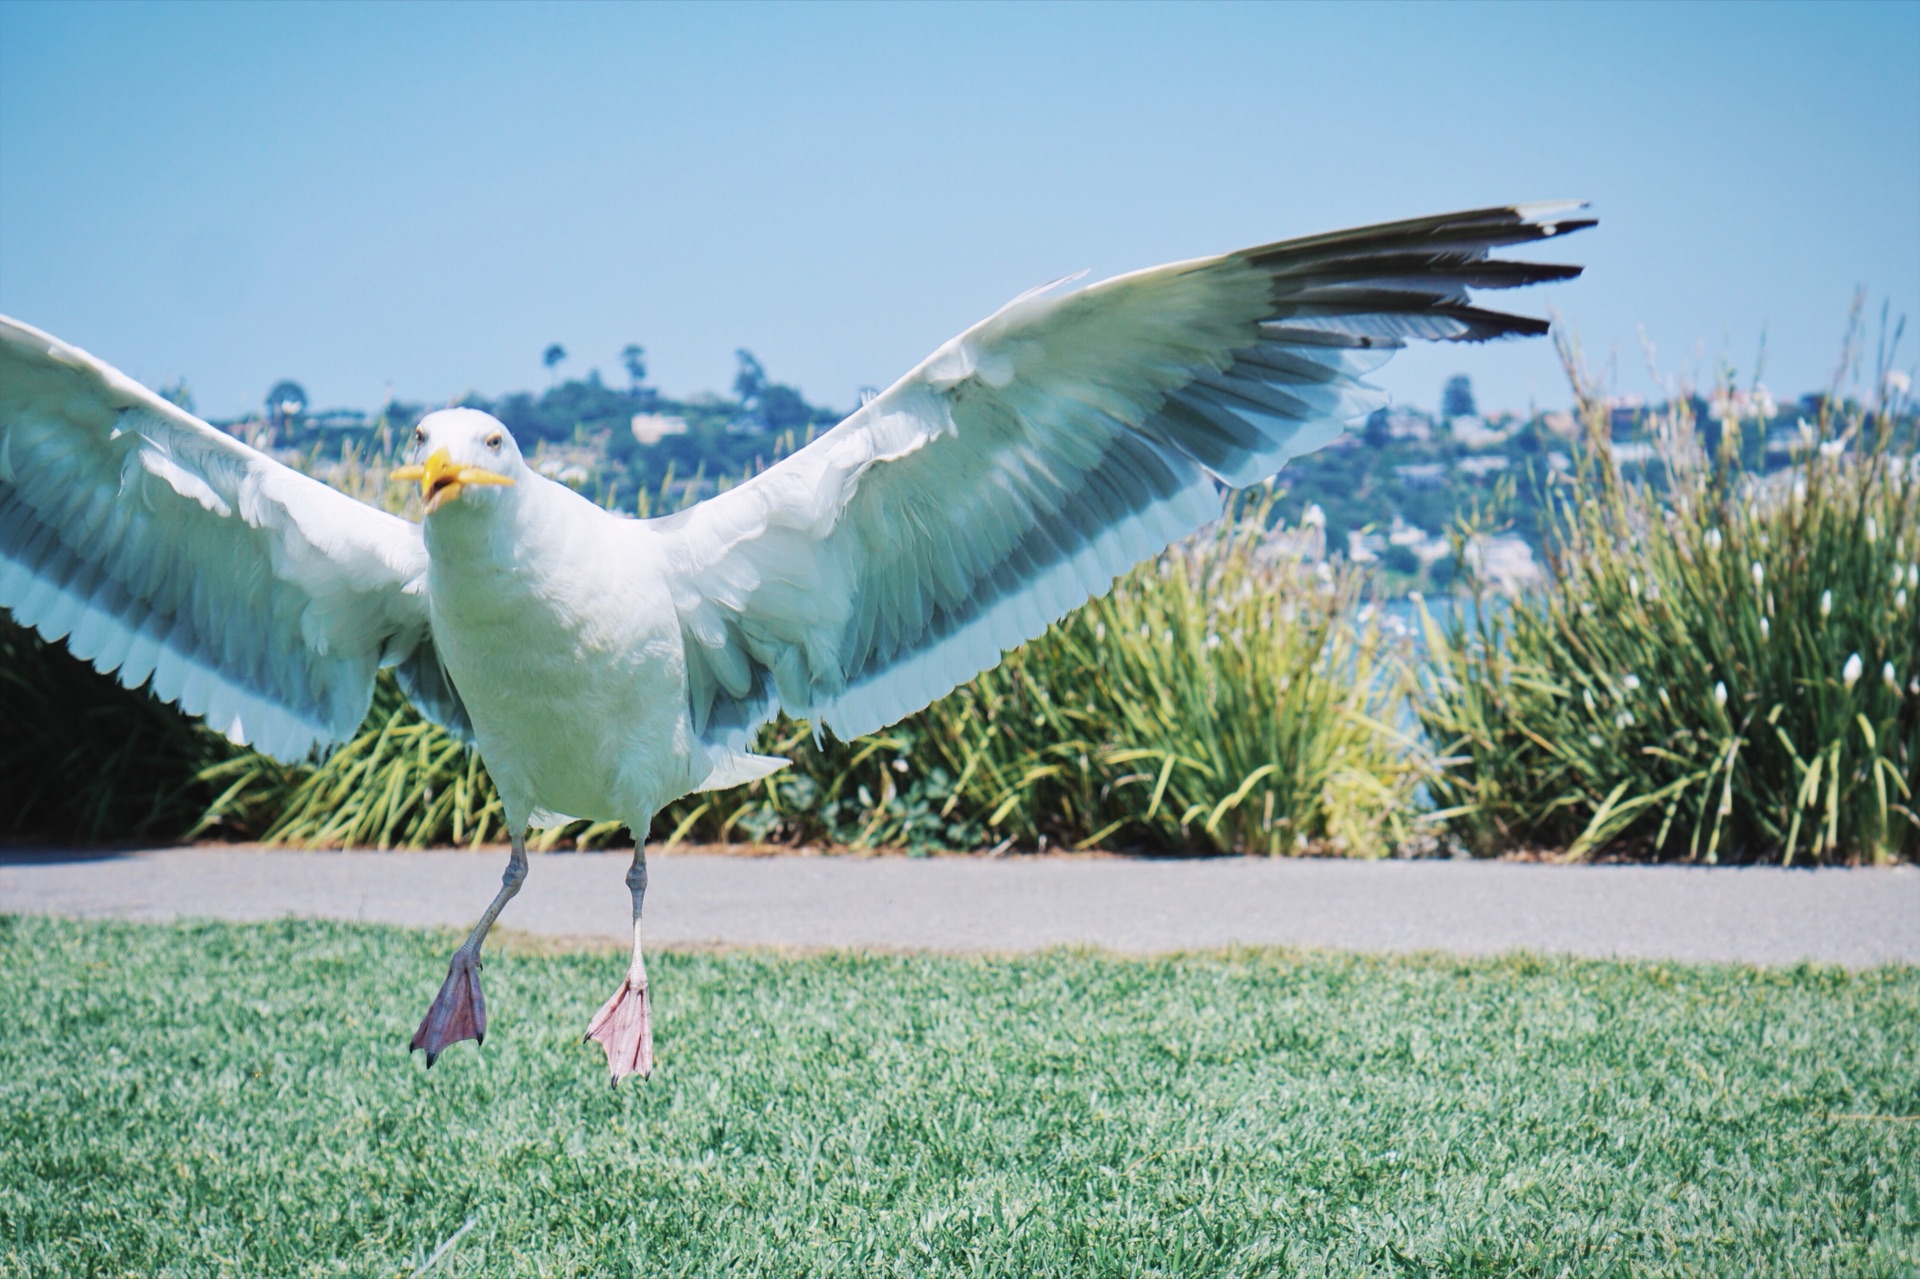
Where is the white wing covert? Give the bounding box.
[0,316,452,761]
[655,205,1592,766]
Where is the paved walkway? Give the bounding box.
[3,846,1916,967]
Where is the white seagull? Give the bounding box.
[0,204,1589,1081]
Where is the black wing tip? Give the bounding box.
[1245,202,1596,267]
[1452,307,1554,342]
[1240,202,1592,345]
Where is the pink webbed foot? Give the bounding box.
[411,950,486,1066]
[585,977,653,1084]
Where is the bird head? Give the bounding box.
[390,408,524,515]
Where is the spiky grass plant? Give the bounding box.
[922,500,1416,855]
[1414,348,1918,864]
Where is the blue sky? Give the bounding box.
[2,1,1915,420]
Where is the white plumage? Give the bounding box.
[0,203,1590,1079]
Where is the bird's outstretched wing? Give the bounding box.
[0,316,454,761]
[654,204,1592,759]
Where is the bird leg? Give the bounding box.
[585,844,653,1083]
[411,830,528,1066]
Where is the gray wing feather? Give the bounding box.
[660,204,1591,756]
[0,316,440,762]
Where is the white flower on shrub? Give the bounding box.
[1705,528,1723,552]
[1866,517,1878,544]
[1760,617,1770,641]
[1621,673,1641,692]
[1885,662,1900,692]
[1887,369,1912,395]
[1898,589,1909,610]
[1821,589,1832,618]
[1793,478,1808,505]
[1819,440,1845,461]
[1301,503,1325,528]
[1751,562,1765,591]
[1842,653,1863,688]
[1714,681,1728,709]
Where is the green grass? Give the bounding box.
[1,916,1914,1276]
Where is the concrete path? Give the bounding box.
[4,846,1917,967]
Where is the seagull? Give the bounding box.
[0,203,1590,1081]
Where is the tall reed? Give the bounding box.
[1413,342,1918,864]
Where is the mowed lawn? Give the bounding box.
[0,916,1914,1277]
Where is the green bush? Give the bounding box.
[1413,372,1918,864]
[0,619,243,842]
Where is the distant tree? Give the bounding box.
[758,383,811,433]
[265,380,307,443]
[732,349,767,406]
[620,343,647,392]
[543,344,568,384]
[380,398,425,431]
[1441,374,1476,420]
[1363,407,1391,449]
[1382,544,1421,576]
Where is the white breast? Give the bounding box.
[423,476,699,831]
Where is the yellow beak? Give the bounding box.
[390,449,515,514]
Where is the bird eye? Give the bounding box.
[486,433,503,451]
[413,427,426,445]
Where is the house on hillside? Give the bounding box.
[631,413,689,445]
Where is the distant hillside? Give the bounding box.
[213,362,1914,599]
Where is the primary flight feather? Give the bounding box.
[0,203,1592,1079]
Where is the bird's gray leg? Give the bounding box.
[411,829,529,1066]
[585,841,654,1083]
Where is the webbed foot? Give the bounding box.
[411,950,486,1066]
[585,976,653,1084]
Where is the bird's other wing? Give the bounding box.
[653,203,1592,756]
[0,315,446,761]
